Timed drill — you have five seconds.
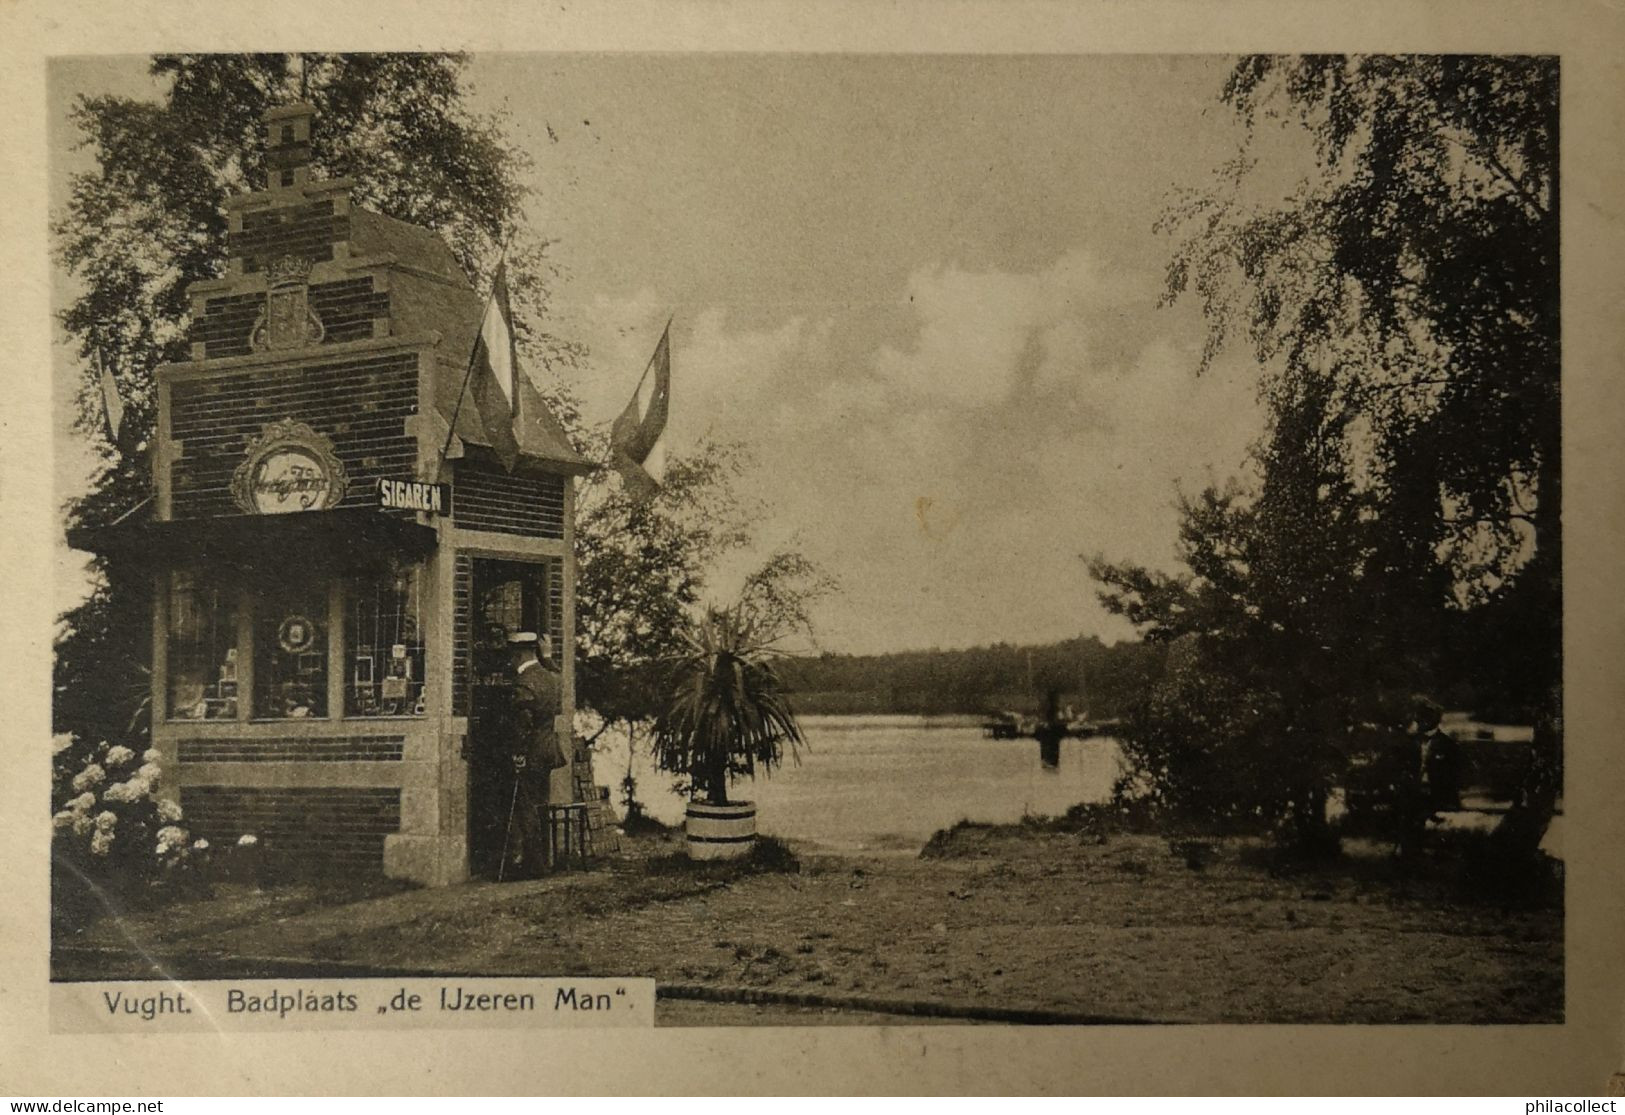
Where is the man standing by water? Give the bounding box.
[1034,688,1066,770]
[502,631,569,878]
[1393,697,1462,860]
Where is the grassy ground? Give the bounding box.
[52,823,1561,1025]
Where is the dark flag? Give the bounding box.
[610,321,671,502]
[97,350,124,445]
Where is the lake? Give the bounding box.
[588,714,1125,854]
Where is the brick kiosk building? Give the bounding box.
[83,104,590,885]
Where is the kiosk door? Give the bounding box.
[466,558,554,877]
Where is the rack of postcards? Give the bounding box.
[346,561,427,717]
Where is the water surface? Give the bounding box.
[590,714,1124,854]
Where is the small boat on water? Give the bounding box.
[981,711,1031,739]
[982,710,1119,740]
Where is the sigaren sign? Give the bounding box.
[377,478,451,515]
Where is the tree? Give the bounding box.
[1126,55,1560,849]
[573,435,834,815]
[1090,374,1405,849]
[53,53,564,746]
[651,603,806,808]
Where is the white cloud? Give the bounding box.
[552,246,1265,653]
[556,292,829,445]
[868,247,1139,408]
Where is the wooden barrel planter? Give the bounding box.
[685,801,757,860]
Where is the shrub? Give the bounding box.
[51,736,209,930]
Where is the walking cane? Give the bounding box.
[497,775,520,883]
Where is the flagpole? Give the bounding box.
[436,236,513,483]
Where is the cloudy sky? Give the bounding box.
[53,54,1286,654]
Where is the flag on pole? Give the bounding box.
[96,350,124,445]
[610,321,671,502]
[468,261,522,471]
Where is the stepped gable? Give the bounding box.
[187,102,587,475]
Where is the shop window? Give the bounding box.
[166,572,240,720]
[347,562,427,716]
[254,581,329,719]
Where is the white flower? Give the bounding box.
[191,838,210,851]
[142,749,161,763]
[94,811,118,832]
[89,831,113,856]
[53,809,76,829]
[71,764,106,794]
[104,745,137,768]
[237,834,258,847]
[102,780,138,804]
[157,799,183,823]
[156,825,188,849]
[70,792,96,813]
[72,814,94,837]
[137,762,162,786]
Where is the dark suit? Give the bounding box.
[504,659,567,877]
[513,661,567,771]
[1421,728,1462,812]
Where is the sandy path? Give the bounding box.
[56,829,1560,1024]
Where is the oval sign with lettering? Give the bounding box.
[252,448,333,514]
[230,419,349,515]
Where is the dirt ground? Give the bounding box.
[53,825,1562,1025]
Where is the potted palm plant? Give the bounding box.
[652,604,804,860]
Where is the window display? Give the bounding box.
[347,562,427,716]
[254,581,329,718]
[166,571,239,720]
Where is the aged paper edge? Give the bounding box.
[2,0,1622,1097]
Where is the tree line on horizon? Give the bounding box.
[775,616,1543,724]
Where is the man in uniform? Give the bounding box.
[501,631,569,878]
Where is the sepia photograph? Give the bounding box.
[38,48,1573,1033]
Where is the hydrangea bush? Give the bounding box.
[52,737,212,926]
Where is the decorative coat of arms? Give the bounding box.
[249,253,325,352]
[230,419,349,515]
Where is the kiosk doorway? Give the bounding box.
[466,557,555,877]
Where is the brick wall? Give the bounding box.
[452,459,565,538]
[230,199,349,274]
[452,554,472,717]
[311,277,390,345]
[169,351,418,518]
[182,786,401,871]
[548,559,564,666]
[190,292,264,360]
[177,736,405,763]
[190,277,390,359]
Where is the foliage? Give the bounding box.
[1091,55,1560,849]
[572,436,833,816]
[51,737,207,930]
[1159,54,1558,699]
[53,52,563,748]
[573,438,754,732]
[651,605,806,806]
[1163,55,1557,572]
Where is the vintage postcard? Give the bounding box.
[3,0,1624,1097]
